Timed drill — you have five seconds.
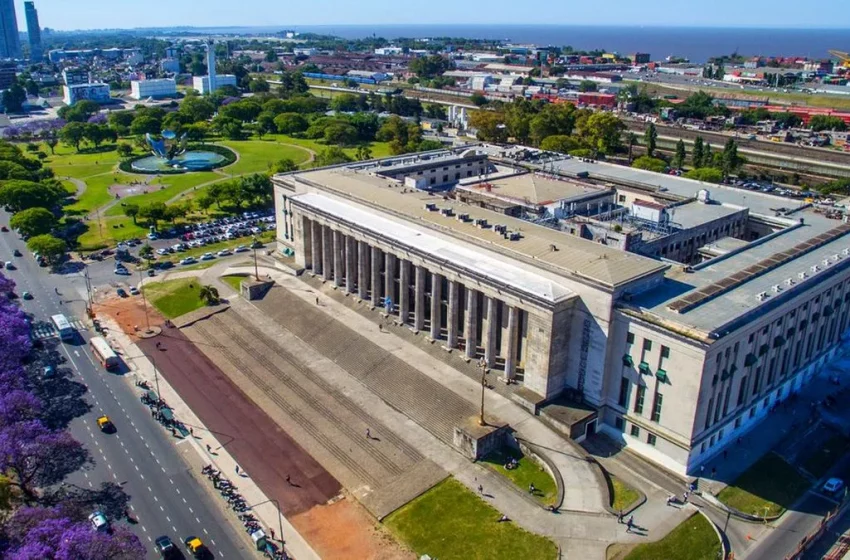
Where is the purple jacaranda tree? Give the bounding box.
[221,96,240,106]
[0,274,33,373]
[0,420,88,502]
[87,113,107,125]
[0,390,43,425]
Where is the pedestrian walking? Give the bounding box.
[235,465,240,475]
[270,529,275,540]
[366,428,371,439]
[378,324,382,332]
[315,297,319,305]
[626,515,634,533]
[528,483,536,494]
[682,491,689,504]
[206,444,211,452]
[617,510,623,524]
[156,341,161,349]
[189,427,194,437]
[478,484,484,494]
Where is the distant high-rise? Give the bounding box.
[24,1,42,62]
[0,0,20,59]
[205,39,217,94]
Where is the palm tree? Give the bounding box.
[198,285,220,306]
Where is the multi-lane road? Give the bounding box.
[0,217,250,559]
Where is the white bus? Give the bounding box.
[50,314,75,341]
[89,337,119,371]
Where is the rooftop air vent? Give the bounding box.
[833,254,841,261]
[785,278,795,286]
[772,284,782,293]
[812,265,820,273]
[457,213,470,222]
[843,248,850,256]
[475,218,489,228]
[823,259,831,267]
[440,208,454,217]
[509,232,522,241]
[799,271,808,279]
[756,292,768,302]
[424,203,437,212]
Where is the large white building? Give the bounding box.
[192,74,237,94]
[130,78,177,100]
[272,146,850,477]
[63,83,110,105]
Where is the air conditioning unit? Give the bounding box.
[772,284,782,293]
[424,203,437,212]
[799,271,808,279]
[811,265,820,273]
[823,259,831,267]
[785,278,795,286]
[756,292,768,301]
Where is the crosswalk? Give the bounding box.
[31,319,88,340]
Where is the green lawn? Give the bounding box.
[104,172,220,216]
[622,513,721,560]
[216,139,311,175]
[716,453,810,517]
[481,448,557,506]
[384,478,558,560]
[611,476,641,512]
[803,435,850,479]
[221,275,245,292]
[143,278,208,319]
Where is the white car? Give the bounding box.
[156,248,169,256]
[200,252,215,261]
[234,245,249,253]
[217,249,232,257]
[180,257,197,265]
[88,511,109,532]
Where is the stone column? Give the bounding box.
[446,280,459,349]
[371,246,382,307]
[504,306,519,380]
[321,226,333,282]
[333,230,343,288]
[399,260,410,324]
[430,272,442,340]
[358,241,369,300]
[310,220,321,276]
[483,296,499,368]
[465,289,478,358]
[414,265,426,332]
[345,236,356,294]
[384,253,396,313]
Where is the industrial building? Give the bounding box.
[63,83,110,105]
[130,78,177,100]
[192,74,237,94]
[272,146,850,477]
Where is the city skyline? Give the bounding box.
[15,0,850,31]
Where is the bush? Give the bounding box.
[684,167,724,184]
[632,155,668,173]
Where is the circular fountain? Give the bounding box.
[130,130,227,173]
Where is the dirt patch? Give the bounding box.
[93,295,165,339]
[109,179,158,199]
[291,496,413,560]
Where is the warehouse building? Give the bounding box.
[130,78,177,100]
[272,147,850,476]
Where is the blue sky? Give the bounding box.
[19,0,850,30]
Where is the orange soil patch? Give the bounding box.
[291,495,412,560]
[93,294,165,339]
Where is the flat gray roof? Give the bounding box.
[671,201,746,230]
[458,172,605,206]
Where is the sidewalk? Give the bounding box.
[211,264,695,557]
[102,315,320,560]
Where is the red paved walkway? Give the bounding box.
[138,328,341,516]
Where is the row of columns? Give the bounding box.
[306,219,524,379]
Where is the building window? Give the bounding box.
[647,433,657,446]
[651,392,663,423]
[630,425,640,438]
[618,378,630,407]
[618,195,626,203]
[615,417,625,431]
[704,397,714,429]
[626,332,635,345]
[634,385,646,414]
[737,376,748,406]
[749,406,756,418]
[659,345,670,369]
[734,417,742,429]
[642,339,652,353]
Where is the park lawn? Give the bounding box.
[716,453,810,517]
[143,278,208,319]
[621,513,721,560]
[76,215,148,250]
[221,275,245,292]
[803,435,850,479]
[104,172,219,216]
[482,448,557,506]
[611,476,641,512]
[385,478,557,560]
[216,140,311,176]
[45,144,120,177]
[61,180,77,195]
[68,172,142,215]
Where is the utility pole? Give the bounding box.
[252,236,260,280]
[83,264,94,318]
[138,267,151,333]
[478,358,487,426]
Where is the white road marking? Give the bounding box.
[211,539,216,546]
[203,528,209,535]
[74,350,80,357]
[154,496,159,503]
[169,478,174,485]
[141,526,147,533]
[147,486,152,493]
[189,507,194,513]
[134,466,139,471]
[159,505,163,511]
[112,473,117,479]
[182,498,187,504]
[140,474,145,480]
[130,504,136,511]
[175,488,181,494]
[88,481,92,487]
[83,472,88,478]
[107,464,112,470]
[196,517,201,523]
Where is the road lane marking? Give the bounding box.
[130,505,136,511]
[74,350,80,357]
[140,474,145,480]
[159,505,163,511]
[142,526,147,533]
[169,479,174,485]
[147,486,152,493]
[88,481,92,487]
[203,528,209,535]
[112,473,117,479]
[154,496,159,503]
[166,516,171,522]
[196,517,201,523]
[182,497,187,503]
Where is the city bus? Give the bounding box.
[50,314,75,341]
[89,336,119,371]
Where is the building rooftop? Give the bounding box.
[282,165,668,290]
[459,172,606,207]
[670,201,746,230]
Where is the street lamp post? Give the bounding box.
[246,498,284,548]
[478,358,487,426]
[138,268,151,334]
[252,236,260,281]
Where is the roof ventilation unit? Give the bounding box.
[811,265,820,273]
[823,259,831,267]
[772,284,782,293]
[424,203,438,212]
[756,292,768,302]
[799,271,808,279]
[785,278,795,286]
[475,218,489,228]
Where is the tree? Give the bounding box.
[107,110,135,134]
[199,285,220,306]
[644,122,658,158]
[195,194,214,213]
[355,145,373,161]
[116,143,133,159]
[183,122,209,143]
[129,115,162,137]
[330,94,360,113]
[314,146,352,167]
[123,203,139,225]
[672,139,687,169]
[809,115,847,132]
[721,138,743,178]
[269,158,298,173]
[249,77,270,93]
[539,135,578,154]
[684,167,724,184]
[179,95,216,123]
[163,203,188,224]
[26,234,66,263]
[138,243,153,264]
[255,112,276,139]
[529,103,576,146]
[2,83,27,113]
[212,116,242,140]
[632,155,668,173]
[9,207,55,238]
[273,113,308,135]
[44,133,59,156]
[137,202,166,229]
[323,122,358,146]
[59,123,86,152]
[0,181,66,212]
[578,80,598,92]
[82,124,114,149]
[0,160,34,181]
[408,55,452,79]
[575,111,624,157]
[470,93,488,107]
[692,136,706,168]
[469,110,507,143]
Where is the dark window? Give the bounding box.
[618,378,630,407]
[615,417,625,431]
[661,346,670,359]
[634,385,646,414]
[737,376,748,406]
[647,433,657,446]
[651,393,663,423]
[630,425,640,437]
[642,339,652,352]
[626,332,635,345]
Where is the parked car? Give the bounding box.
[116,288,128,297]
[13,249,21,256]
[114,267,131,276]
[217,249,232,257]
[234,245,249,253]
[200,252,215,261]
[129,286,140,295]
[22,291,32,300]
[180,257,197,266]
[823,478,844,495]
[88,511,109,532]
